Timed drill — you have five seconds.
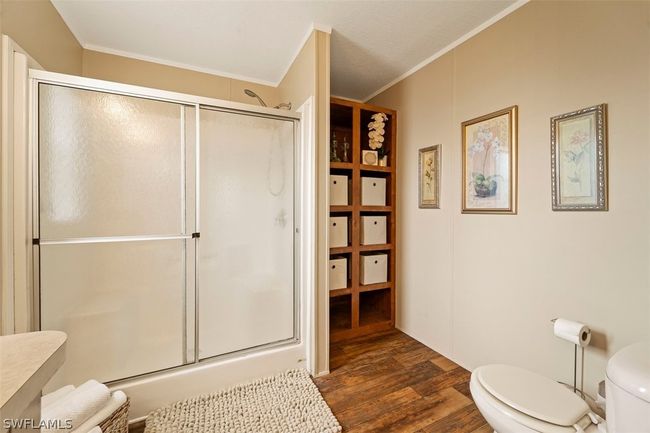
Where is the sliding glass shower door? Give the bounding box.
[38,84,195,388]
[198,109,296,359]
[35,79,299,389]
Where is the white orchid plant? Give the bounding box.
[368,113,389,158]
[468,127,503,197]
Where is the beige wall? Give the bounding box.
[82,50,279,106]
[278,33,317,108]
[278,30,331,375]
[0,0,82,74]
[370,0,650,396]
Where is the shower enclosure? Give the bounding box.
[30,71,307,396]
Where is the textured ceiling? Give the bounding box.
[53,1,518,101]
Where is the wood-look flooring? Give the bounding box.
[313,329,490,433]
[130,329,489,433]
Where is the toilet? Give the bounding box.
[470,342,650,433]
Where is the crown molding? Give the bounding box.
[82,43,278,87]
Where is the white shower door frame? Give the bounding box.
[25,69,315,418]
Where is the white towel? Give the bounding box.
[72,391,127,433]
[42,380,110,433]
[42,385,75,408]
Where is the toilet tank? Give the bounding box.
[605,342,650,433]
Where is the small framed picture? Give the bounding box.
[362,150,379,166]
[418,145,441,209]
[551,104,608,211]
[462,106,518,214]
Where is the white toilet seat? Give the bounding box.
[471,365,598,433]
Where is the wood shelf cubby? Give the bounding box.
[330,294,352,333]
[360,206,392,212]
[358,243,392,252]
[330,288,352,298]
[360,164,393,173]
[329,97,397,343]
[330,246,353,254]
[359,282,392,293]
[330,161,354,171]
[359,288,392,327]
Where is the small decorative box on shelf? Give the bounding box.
[361,177,387,206]
[330,175,349,206]
[329,257,348,291]
[360,216,387,245]
[360,253,388,285]
[329,217,348,248]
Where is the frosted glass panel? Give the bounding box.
[39,84,186,238]
[40,240,186,388]
[184,106,197,235]
[199,109,295,359]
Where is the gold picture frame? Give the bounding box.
[418,145,441,209]
[462,106,518,214]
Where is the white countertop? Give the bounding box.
[0,331,67,426]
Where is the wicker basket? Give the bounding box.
[97,397,130,433]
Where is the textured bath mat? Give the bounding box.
[144,369,341,433]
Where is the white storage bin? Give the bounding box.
[360,254,388,285]
[361,177,386,206]
[360,216,387,245]
[330,175,349,206]
[329,258,348,290]
[329,216,348,248]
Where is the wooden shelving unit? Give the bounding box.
[329,97,397,342]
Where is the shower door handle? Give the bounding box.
[37,234,194,245]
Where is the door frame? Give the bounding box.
[1,35,42,335]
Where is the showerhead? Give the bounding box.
[244,89,267,107]
[244,89,292,110]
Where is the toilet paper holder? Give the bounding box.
[551,318,591,399]
[550,318,592,343]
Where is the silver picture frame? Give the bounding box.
[551,104,608,211]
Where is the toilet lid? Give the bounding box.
[477,364,590,427]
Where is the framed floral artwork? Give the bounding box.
[462,106,518,214]
[551,104,608,211]
[418,145,441,208]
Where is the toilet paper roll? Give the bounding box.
[554,318,591,347]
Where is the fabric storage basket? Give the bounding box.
[98,398,130,433]
[361,177,386,206]
[360,216,387,245]
[330,175,349,206]
[360,254,388,285]
[329,258,348,290]
[329,216,348,248]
